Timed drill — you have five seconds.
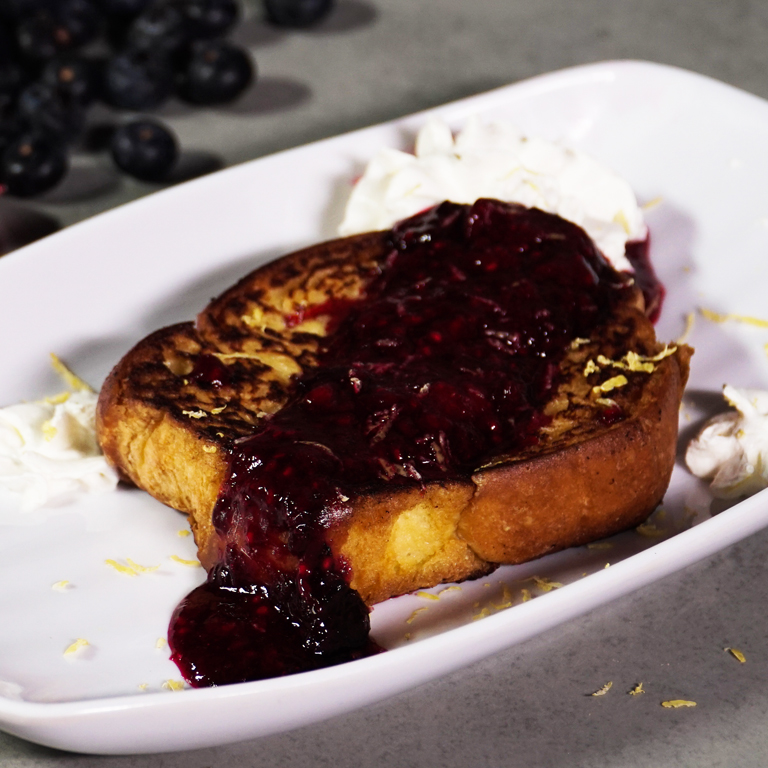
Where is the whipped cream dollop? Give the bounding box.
[0,382,118,511]
[686,386,768,498]
[339,117,646,272]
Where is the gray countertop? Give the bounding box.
[2,0,768,765]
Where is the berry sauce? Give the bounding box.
[626,236,664,324]
[168,199,635,686]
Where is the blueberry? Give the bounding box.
[126,1,190,54]
[110,118,178,181]
[0,0,52,21]
[100,0,153,46]
[103,49,174,110]
[263,0,333,28]
[57,0,103,47]
[42,55,98,105]
[0,60,26,111]
[181,0,238,40]
[97,0,153,17]
[178,40,253,105]
[0,110,26,157]
[0,21,19,62]
[16,11,69,60]
[18,81,86,142]
[0,132,68,197]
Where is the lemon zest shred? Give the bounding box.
[41,420,57,441]
[493,584,514,610]
[594,346,678,375]
[170,555,201,567]
[182,409,207,419]
[105,559,138,577]
[472,607,492,621]
[51,580,70,591]
[629,682,645,696]
[162,679,185,691]
[138,683,149,691]
[661,699,696,708]
[595,397,618,408]
[210,405,227,415]
[64,638,89,656]
[125,558,159,574]
[700,307,768,328]
[641,196,664,211]
[590,681,613,697]
[636,522,665,538]
[521,588,532,602]
[583,359,600,376]
[202,445,217,453]
[725,647,746,663]
[213,352,260,361]
[406,607,428,624]
[50,353,93,392]
[593,375,628,395]
[532,576,563,592]
[623,352,656,373]
[44,391,70,405]
[676,312,695,344]
[177,529,191,537]
[571,337,591,349]
[415,591,440,600]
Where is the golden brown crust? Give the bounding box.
[459,349,690,564]
[97,231,692,607]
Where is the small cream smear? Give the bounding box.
[686,385,768,498]
[0,357,118,510]
[339,117,646,272]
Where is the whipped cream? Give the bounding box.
[339,117,646,272]
[686,386,768,498]
[0,384,118,511]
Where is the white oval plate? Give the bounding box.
[2,60,768,755]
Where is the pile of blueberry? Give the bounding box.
[0,0,334,197]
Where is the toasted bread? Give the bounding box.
[98,203,690,607]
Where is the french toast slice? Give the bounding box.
[97,207,691,606]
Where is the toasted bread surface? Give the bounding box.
[97,223,691,606]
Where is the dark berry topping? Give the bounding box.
[190,353,230,388]
[168,200,635,686]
